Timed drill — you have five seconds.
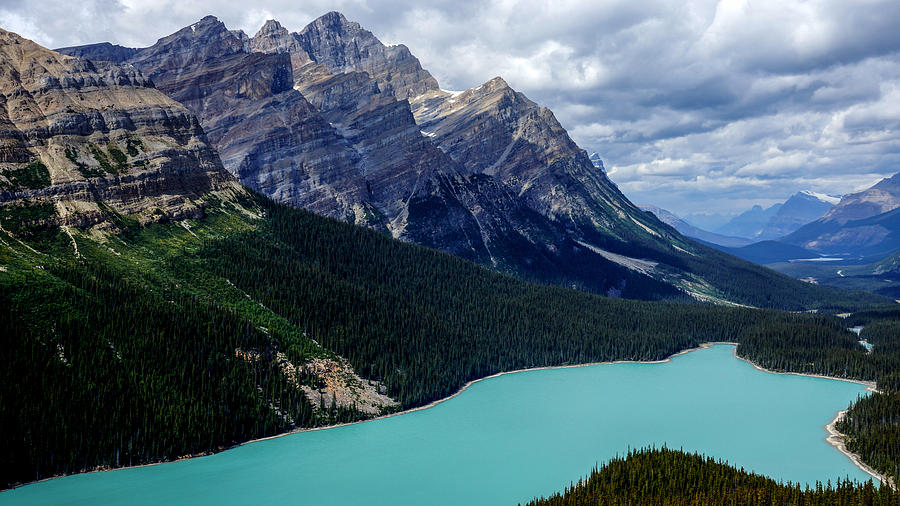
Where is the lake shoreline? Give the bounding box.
[721,346,890,488]
[6,341,883,491]
[824,410,894,488]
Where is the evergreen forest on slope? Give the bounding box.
[526,447,899,506]
[1,191,891,489]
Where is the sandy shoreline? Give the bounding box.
[825,410,894,487]
[8,341,889,490]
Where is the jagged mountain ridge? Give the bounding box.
[249,15,695,276]
[55,12,857,307]
[57,14,689,300]
[0,28,234,230]
[125,17,372,223]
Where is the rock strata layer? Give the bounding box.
[0,29,233,230]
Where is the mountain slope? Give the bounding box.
[821,173,900,225]
[785,206,900,259]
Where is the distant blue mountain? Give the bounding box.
[715,191,837,240]
[639,205,754,248]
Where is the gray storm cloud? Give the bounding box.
[2,0,898,216]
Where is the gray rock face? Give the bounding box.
[116,16,371,222]
[296,12,440,100]
[0,29,233,229]
[293,16,682,251]
[292,62,456,229]
[249,20,311,70]
[410,76,681,249]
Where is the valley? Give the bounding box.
[1,6,900,505]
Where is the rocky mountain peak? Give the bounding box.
[256,19,286,35]
[249,19,310,65]
[314,11,351,30]
[297,11,439,99]
[180,15,230,41]
[485,76,509,90]
[130,15,242,68]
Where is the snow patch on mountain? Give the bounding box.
[801,190,841,205]
[589,152,605,171]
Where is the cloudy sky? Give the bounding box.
[3,0,900,221]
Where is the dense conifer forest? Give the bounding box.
[0,192,897,490]
[526,447,899,505]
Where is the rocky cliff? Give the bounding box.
[0,29,233,231]
[126,16,372,223]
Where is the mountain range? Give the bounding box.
[781,173,900,259]
[47,12,857,308]
[701,174,900,294]
[714,191,839,241]
[638,205,753,248]
[722,173,900,266]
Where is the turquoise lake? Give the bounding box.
[3,344,873,505]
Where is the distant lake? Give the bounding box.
[3,344,872,505]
